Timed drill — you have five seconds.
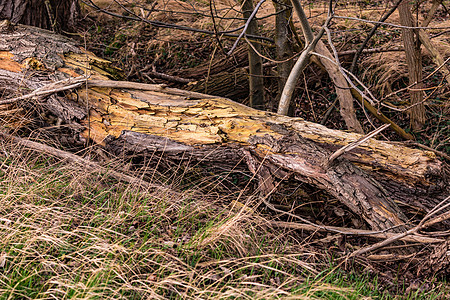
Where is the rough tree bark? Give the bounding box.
[273,0,294,113]
[0,25,448,232]
[398,0,426,131]
[241,0,265,109]
[0,0,79,32]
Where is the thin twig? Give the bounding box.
[326,124,390,167]
[339,47,404,55]
[311,51,378,106]
[381,56,450,102]
[270,221,444,244]
[350,0,403,73]
[81,0,274,43]
[350,195,450,257]
[312,50,442,114]
[0,76,89,105]
[244,36,300,64]
[334,15,450,30]
[209,0,226,55]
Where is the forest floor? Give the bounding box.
[0,0,449,299]
[0,143,448,299]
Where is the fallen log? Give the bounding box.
[0,24,448,232]
[186,70,250,100]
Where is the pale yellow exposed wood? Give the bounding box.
[0,37,441,185]
[71,77,440,184]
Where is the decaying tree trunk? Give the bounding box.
[0,24,448,232]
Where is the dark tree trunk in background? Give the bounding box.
[0,0,79,32]
[273,0,294,113]
[241,0,265,110]
[398,0,425,131]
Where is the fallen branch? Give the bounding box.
[0,131,174,193]
[350,89,414,140]
[349,195,450,257]
[144,71,194,84]
[0,76,88,105]
[270,221,444,244]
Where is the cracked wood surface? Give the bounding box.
[0,24,448,231]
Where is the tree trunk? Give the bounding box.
[273,0,294,114]
[0,0,79,32]
[241,0,265,109]
[398,0,426,131]
[0,0,80,32]
[281,0,364,133]
[0,25,448,232]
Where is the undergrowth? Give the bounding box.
[0,143,448,299]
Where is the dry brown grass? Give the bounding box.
[88,0,450,94]
[1,135,447,298]
[2,138,371,299]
